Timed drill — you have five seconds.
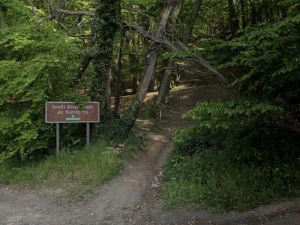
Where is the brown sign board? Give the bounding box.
[45,102,99,124]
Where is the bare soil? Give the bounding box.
[1,83,299,225]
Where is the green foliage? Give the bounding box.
[105,116,135,140]
[92,0,120,113]
[140,103,159,119]
[207,14,300,118]
[173,99,282,156]
[163,3,300,211]
[163,100,300,210]
[0,1,86,162]
[184,99,282,129]
[173,125,221,155]
[162,150,300,210]
[119,128,143,158]
[0,0,29,25]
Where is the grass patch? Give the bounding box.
[0,141,123,195]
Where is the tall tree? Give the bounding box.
[92,0,120,118]
[228,0,238,36]
[240,0,247,28]
[183,0,203,45]
[135,0,180,103]
[114,28,126,117]
[120,0,180,132]
[156,0,183,106]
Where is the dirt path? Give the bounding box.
[0,84,299,225]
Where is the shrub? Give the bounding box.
[206,14,300,121]
[163,150,300,210]
[0,1,87,162]
[163,100,300,210]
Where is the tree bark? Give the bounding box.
[156,59,174,105]
[105,68,113,114]
[183,0,202,45]
[228,0,238,36]
[249,0,257,25]
[156,0,183,106]
[136,0,177,103]
[240,0,247,28]
[92,0,120,119]
[119,0,179,132]
[114,29,126,117]
[77,53,93,80]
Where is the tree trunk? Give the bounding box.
[156,59,173,105]
[124,22,227,82]
[127,31,140,94]
[183,0,202,45]
[156,0,183,106]
[129,54,139,94]
[240,0,247,28]
[114,29,126,118]
[105,68,113,114]
[228,0,238,36]
[249,0,257,25]
[92,0,119,119]
[136,0,177,103]
[121,0,178,132]
[77,53,93,81]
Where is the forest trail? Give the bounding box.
[0,83,299,225]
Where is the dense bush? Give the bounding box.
[0,1,87,162]
[163,100,300,210]
[163,149,299,210]
[207,14,300,120]
[163,8,300,210]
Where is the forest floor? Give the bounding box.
[0,82,299,225]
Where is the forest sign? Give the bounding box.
[45,102,99,123]
[45,102,100,157]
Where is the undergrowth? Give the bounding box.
[0,141,123,198]
[162,100,300,211]
[163,150,300,211]
[0,121,142,202]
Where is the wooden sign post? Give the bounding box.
[45,102,100,157]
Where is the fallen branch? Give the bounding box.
[122,22,177,50]
[176,40,228,83]
[54,8,228,83]
[124,23,228,83]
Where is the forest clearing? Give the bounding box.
[0,0,299,225]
